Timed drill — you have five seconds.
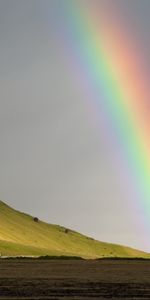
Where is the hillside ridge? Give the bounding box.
[0,200,149,258]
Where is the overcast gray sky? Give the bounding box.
[0,0,150,252]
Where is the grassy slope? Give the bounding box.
[0,200,149,258]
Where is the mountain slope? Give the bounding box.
[0,200,149,258]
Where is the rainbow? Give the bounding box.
[59,2,150,238]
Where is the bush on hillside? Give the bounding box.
[33,217,39,223]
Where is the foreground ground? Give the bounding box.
[0,258,150,299]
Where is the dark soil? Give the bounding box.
[0,259,150,299]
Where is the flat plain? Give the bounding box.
[0,259,150,299]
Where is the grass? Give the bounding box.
[0,200,149,258]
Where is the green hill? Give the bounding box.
[0,200,149,258]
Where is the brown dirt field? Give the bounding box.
[0,259,150,299]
